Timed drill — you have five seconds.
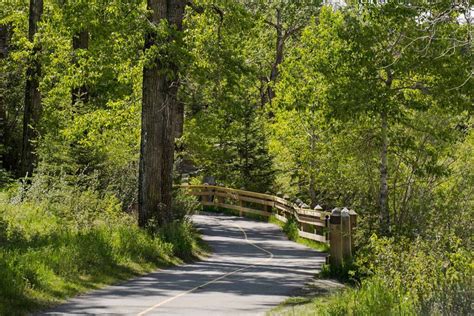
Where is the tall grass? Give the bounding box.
[0,179,202,314]
[270,235,472,316]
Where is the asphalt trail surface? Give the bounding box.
[41,213,326,315]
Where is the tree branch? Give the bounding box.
[186,1,204,14]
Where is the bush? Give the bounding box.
[283,217,299,241]
[172,188,202,221]
[352,235,473,315]
[159,220,198,261]
[0,174,197,314]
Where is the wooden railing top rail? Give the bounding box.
[177,184,334,244]
[177,184,331,218]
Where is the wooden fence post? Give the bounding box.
[329,208,342,267]
[215,185,223,205]
[211,187,216,205]
[341,208,352,261]
[265,191,271,214]
[324,214,330,241]
[349,209,357,251]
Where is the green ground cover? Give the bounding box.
[0,184,206,315]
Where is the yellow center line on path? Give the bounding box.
[136,221,274,316]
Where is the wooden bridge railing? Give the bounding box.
[178,184,357,266]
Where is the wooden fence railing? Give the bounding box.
[178,184,357,266]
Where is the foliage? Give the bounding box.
[282,217,299,241]
[159,220,198,261]
[1,0,472,314]
[0,173,201,314]
[172,188,203,221]
[355,235,473,315]
[273,235,472,316]
[181,1,276,193]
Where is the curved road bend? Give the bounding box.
[41,213,326,315]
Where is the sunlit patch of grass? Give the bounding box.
[268,215,328,252]
[0,192,206,315]
[268,277,419,316]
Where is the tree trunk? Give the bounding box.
[21,0,43,177]
[379,110,390,235]
[173,100,184,139]
[261,9,284,107]
[72,30,89,105]
[0,24,11,172]
[308,133,317,208]
[138,0,185,228]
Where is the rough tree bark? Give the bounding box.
[72,30,89,105]
[21,0,43,177]
[138,0,185,228]
[173,100,184,139]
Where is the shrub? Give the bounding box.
[313,277,418,316]
[353,235,473,315]
[172,188,202,221]
[283,217,299,241]
[159,219,197,261]
[0,174,195,314]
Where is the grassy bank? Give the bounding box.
[269,235,472,316]
[0,184,206,315]
[268,215,328,252]
[269,277,417,316]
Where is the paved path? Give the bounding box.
[42,213,326,315]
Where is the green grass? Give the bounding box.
[268,215,329,252]
[0,188,207,315]
[268,277,418,316]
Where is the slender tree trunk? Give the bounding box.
[0,24,11,172]
[308,133,317,208]
[267,23,284,104]
[379,110,390,235]
[21,0,43,177]
[261,9,284,107]
[138,0,185,228]
[72,30,89,105]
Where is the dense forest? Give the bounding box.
[0,0,472,314]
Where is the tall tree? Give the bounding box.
[138,0,185,227]
[21,0,43,176]
[251,0,320,106]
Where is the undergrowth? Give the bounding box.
[269,235,472,316]
[0,176,204,315]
